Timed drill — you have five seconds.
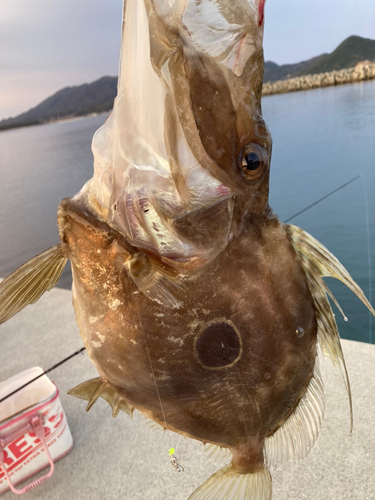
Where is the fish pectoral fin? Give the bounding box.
[187,464,272,500]
[0,244,67,325]
[264,360,325,469]
[68,378,134,418]
[135,272,184,309]
[126,255,184,309]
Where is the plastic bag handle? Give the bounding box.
[0,414,55,495]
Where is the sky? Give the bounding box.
[0,0,374,121]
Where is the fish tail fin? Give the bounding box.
[187,464,272,500]
[0,244,67,325]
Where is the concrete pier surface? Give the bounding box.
[0,286,374,500]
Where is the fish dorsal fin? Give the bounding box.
[0,244,67,325]
[285,224,373,433]
[287,225,375,316]
[203,444,232,465]
[125,254,185,308]
[187,464,272,500]
[68,378,134,418]
[264,361,324,469]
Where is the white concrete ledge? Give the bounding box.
[0,286,374,499]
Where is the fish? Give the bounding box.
[0,1,374,499]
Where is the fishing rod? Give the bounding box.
[0,174,362,404]
[0,347,86,404]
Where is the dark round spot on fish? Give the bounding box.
[244,152,260,171]
[195,321,242,370]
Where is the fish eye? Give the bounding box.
[239,143,268,181]
[194,319,242,370]
[244,152,260,170]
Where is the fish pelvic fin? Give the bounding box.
[286,224,375,434]
[0,244,67,325]
[68,378,134,418]
[187,464,272,500]
[264,360,324,469]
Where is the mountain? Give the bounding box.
[298,36,375,75]
[1,36,374,131]
[264,35,375,82]
[264,54,328,83]
[0,76,117,131]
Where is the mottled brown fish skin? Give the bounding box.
[58,196,317,474]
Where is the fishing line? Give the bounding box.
[0,347,86,404]
[134,292,169,432]
[362,175,373,344]
[1,177,364,431]
[284,175,361,223]
[134,291,184,471]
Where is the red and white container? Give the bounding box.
[0,368,73,495]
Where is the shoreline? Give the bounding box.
[1,62,375,132]
[262,61,375,96]
[0,112,108,133]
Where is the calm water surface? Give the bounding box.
[1,81,375,344]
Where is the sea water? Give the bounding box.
[0,80,374,344]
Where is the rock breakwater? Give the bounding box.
[262,61,375,96]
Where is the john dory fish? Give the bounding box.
[0,1,374,499]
